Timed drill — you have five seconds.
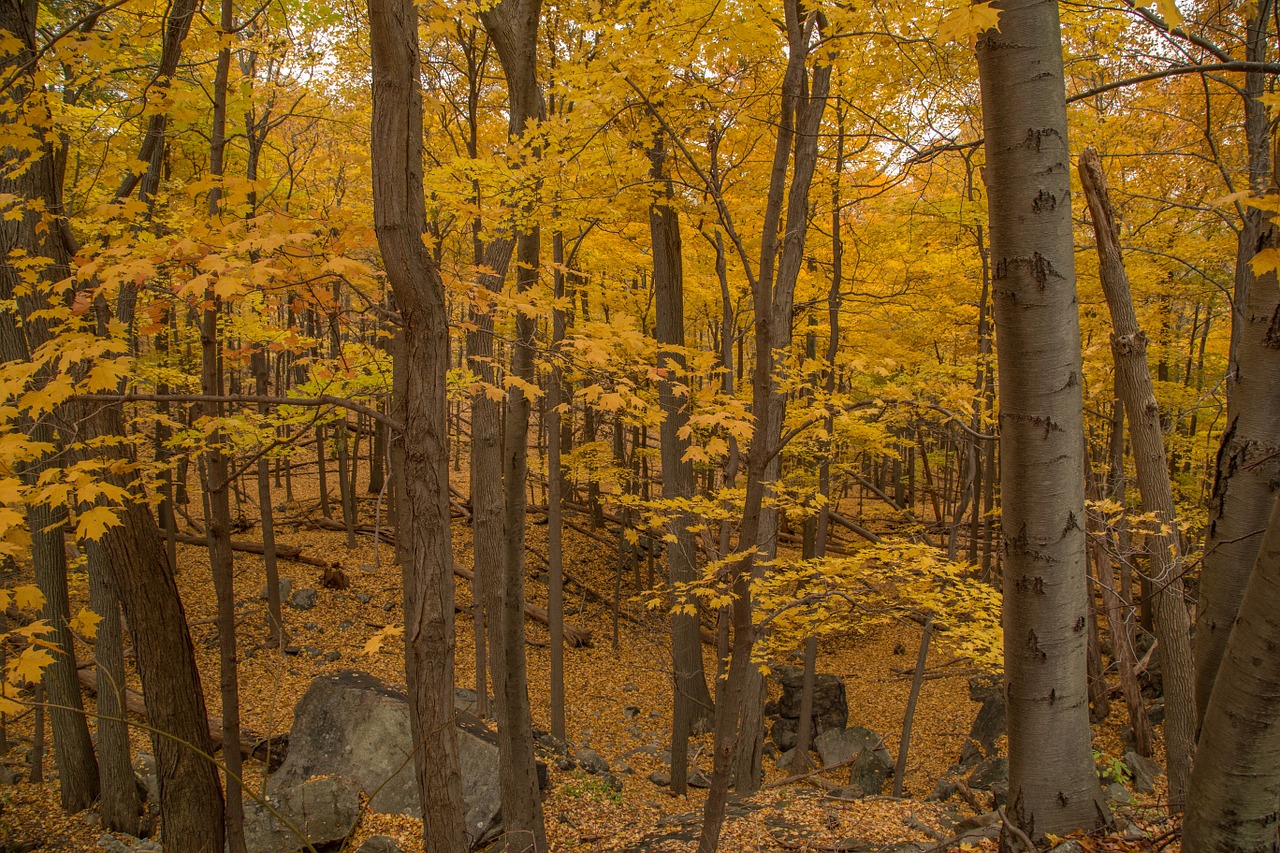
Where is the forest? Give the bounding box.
[0,0,1277,850]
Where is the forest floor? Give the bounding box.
[0,471,1178,852]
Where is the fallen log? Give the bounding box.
[172,532,335,569]
[827,511,883,544]
[304,517,598,647]
[75,664,285,766]
[451,564,592,648]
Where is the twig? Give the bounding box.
[998,807,1036,853]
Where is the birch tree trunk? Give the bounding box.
[1183,494,1280,852]
[974,0,1109,840]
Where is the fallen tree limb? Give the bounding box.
[827,511,883,544]
[450,563,592,648]
[173,532,336,568]
[75,664,283,764]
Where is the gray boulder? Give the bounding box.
[243,775,360,853]
[267,671,506,848]
[771,665,848,733]
[357,837,405,853]
[289,588,318,610]
[966,756,1009,807]
[575,748,610,775]
[1123,750,1163,794]
[813,726,893,795]
[958,675,1005,767]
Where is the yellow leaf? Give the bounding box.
[75,506,120,542]
[1250,247,1280,278]
[364,624,403,656]
[70,607,102,640]
[1151,0,1183,27]
[10,646,55,685]
[0,681,23,715]
[13,584,43,611]
[938,1,1001,47]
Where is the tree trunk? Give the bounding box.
[548,232,567,742]
[975,0,1109,840]
[253,348,285,647]
[367,0,470,847]
[475,2,548,847]
[206,7,248,844]
[649,135,715,795]
[1078,147,1195,811]
[1183,494,1280,852]
[1194,211,1280,724]
[697,4,831,845]
[88,565,140,835]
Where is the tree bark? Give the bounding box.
[1183,494,1280,852]
[1194,210,1280,724]
[975,0,1110,841]
[697,3,831,845]
[649,135,715,795]
[88,566,140,835]
[475,2,548,847]
[367,0,469,847]
[1078,147,1195,812]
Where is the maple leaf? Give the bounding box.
[1250,247,1280,278]
[937,1,1001,47]
[70,607,103,640]
[0,681,22,716]
[75,505,121,541]
[1149,0,1183,27]
[13,584,44,611]
[10,647,55,685]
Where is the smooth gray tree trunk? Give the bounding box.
[1078,148,1195,811]
[975,0,1110,841]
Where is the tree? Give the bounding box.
[1184,494,1280,852]
[367,0,469,847]
[649,134,715,795]
[1078,147,1195,811]
[975,0,1110,841]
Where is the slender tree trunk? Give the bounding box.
[975,0,1109,840]
[88,565,139,834]
[650,135,714,795]
[367,1,470,846]
[1079,147,1195,811]
[206,7,247,844]
[548,232,567,741]
[476,3,548,846]
[698,5,831,845]
[893,618,931,797]
[253,348,285,647]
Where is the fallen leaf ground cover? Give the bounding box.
[0,469,1175,851]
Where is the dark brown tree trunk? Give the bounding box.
[975,0,1109,841]
[367,0,470,846]
[206,7,248,844]
[88,564,140,834]
[475,2,548,846]
[649,135,715,795]
[253,348,284,646]
[548,232,567,741]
